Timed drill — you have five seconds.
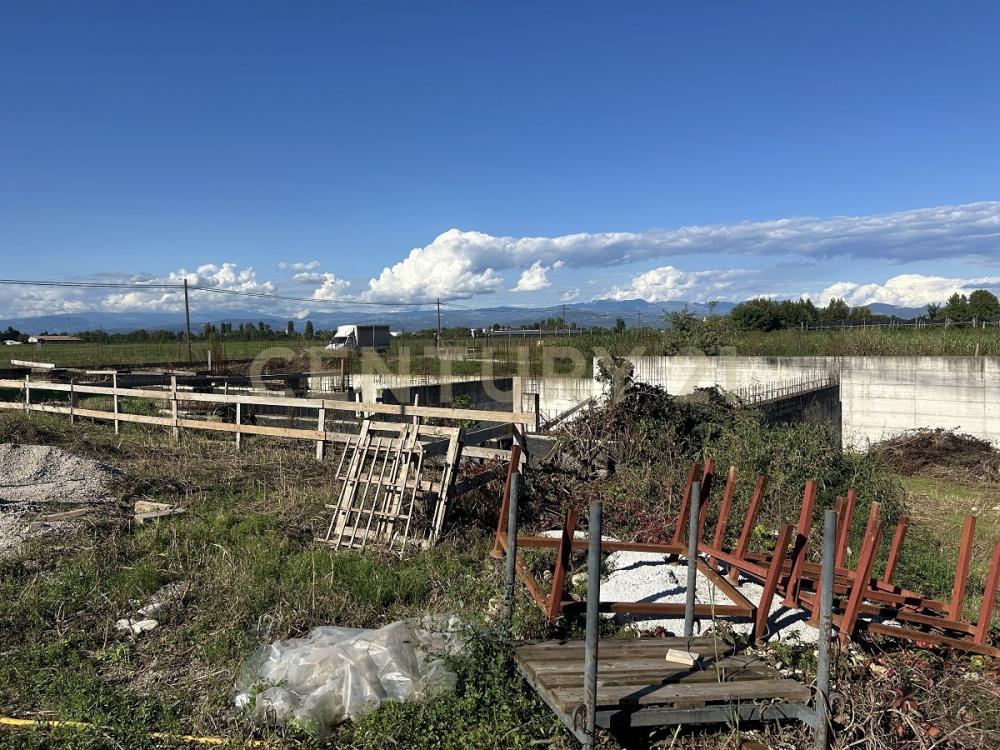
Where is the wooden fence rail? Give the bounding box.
[0,377,530,457]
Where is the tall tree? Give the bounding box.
[943,293,970,321]
[968,289,1000,319]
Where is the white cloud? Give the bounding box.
[292,272,325,283]
[818,273,1000,307]
[359,202,1000,302]
[101,263,275,313]
[276,260,320,271]
[560,288,581,302]
[310,273,352,301]
[512,261,552,292]
[600,266,747,302]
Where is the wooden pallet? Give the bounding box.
[514,637,814,739]
[318,418,463,554]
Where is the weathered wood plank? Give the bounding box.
[551,678,811,713]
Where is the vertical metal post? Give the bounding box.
[582,501,602,750]
[24,373,30,411]
[505,471,520,625]
[815,509,836,750]
[112,371,120,434]
[684,481,701,637]
[69,379,76,424]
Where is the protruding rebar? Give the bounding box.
[683,481,701,637]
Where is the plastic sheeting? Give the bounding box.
[234,615,463,735]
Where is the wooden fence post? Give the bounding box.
[112,371,120,435]
[316,406,326,461]
[170,376,179,441]
[235,401,242,451]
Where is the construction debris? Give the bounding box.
[134,500,186,524]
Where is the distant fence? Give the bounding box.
[803,316,1000,331]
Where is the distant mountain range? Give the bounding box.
[0,299,930,335]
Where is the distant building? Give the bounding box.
[27,335,83,345]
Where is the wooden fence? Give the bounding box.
[0,376,534,460]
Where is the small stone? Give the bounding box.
[571,572,588,587]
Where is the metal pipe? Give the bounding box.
[684,481,701,637]
[815,508,836,750]
[504,471,520,625]
[582,501,602,750]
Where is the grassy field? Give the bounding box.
[5,324,1000,376]
[1,339,323,369]
[2,410,1000,748]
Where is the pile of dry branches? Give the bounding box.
[872,429,1000,482]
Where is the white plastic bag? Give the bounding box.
[234,615,463,735]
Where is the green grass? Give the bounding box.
[1,339,317,368]
[0,412,563,749]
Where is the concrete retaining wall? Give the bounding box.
[620,356,1000,448]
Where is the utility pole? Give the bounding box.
[436,298,442,354]
[635,311,640,331]
[183,278,193,363]
[562,303,567,333]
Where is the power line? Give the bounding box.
[0,278,438,307]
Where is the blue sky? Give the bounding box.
[1,2,999,318]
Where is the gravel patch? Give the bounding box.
[0,443,119,555]
[0,443,118,505]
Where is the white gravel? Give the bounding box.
[544,530,819,645]
[0,443,119,555]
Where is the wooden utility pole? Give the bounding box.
[183,279,193,363]
[436,298,442,353]
[562,303,566,332]
[635,311,640,330]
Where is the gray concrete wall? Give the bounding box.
[381,377,514,411]
[619,355,1000,448]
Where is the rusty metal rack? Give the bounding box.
[493,449,1000,656]
[700,476,1000,657]
[493,459,794,640]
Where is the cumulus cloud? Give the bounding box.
[818,273,1000,307]
[560,288,581,302]
[359,202,1000,302]
[600,266,748,302]
[310,273,352,301]
[512,261,552,292]
[102,263,275,312]
[276,260,320,271]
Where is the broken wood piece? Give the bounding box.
[664,648,699,666]
[135,508,186,524]
[134,500,176,514]
[39,507,93,522]
[134,500,185,524]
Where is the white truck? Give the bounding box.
[325,325,393,353]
